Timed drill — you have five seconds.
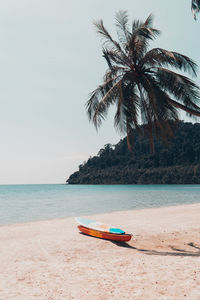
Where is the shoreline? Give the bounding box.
[1,200,200,228]
[0,203,200,299]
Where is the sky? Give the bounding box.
[0,0,199,184]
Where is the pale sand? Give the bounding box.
[0,204,200,300]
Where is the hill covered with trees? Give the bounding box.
[66,122,200,184]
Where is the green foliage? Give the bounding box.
[86,11,200,152]
[67,122,200,184]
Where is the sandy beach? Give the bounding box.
[0,203,200,300]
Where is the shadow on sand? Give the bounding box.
[111,241,200,257]
[79,232,200,257]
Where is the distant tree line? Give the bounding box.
[66,122,200,184]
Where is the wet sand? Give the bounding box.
[0,203,200,299]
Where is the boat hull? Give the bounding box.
[78,225,132,242]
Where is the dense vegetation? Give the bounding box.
[67,122,200,184]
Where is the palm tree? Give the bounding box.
[86,11,200,151]
[192,0,200,19]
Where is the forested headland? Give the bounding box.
[67,122,200,184]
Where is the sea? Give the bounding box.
[0,184,200,225]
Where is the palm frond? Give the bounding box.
[155,68,200,110]
[92,80,122,128]
[144,77,179,122]
[128,15,160,62]
[138,75,180,147]
[114,81,126,133]
[140,48,198,77]
[192,0,200,20]
[114,83,141,150]
[171,52,197,77]
[132,14,160,41]
[115,11,130,47]
[143,73,200,119]
[103,66,125,82]
[86,77,118,121]
[114,84,140,134]
[102,48,113,69]
[94,19,122,53]
[143,14,154,27]
[102,48,131,69]
[167,98,200,117]
[136,26,160,41]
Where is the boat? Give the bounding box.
[76,217,132,242]
[75,217,125,234]
[77,225,132,241]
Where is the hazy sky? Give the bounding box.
[0,0,199,184]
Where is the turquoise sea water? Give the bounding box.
[0,184,200,225]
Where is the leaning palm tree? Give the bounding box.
[86,11,200,151]
[192,0,200,19]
